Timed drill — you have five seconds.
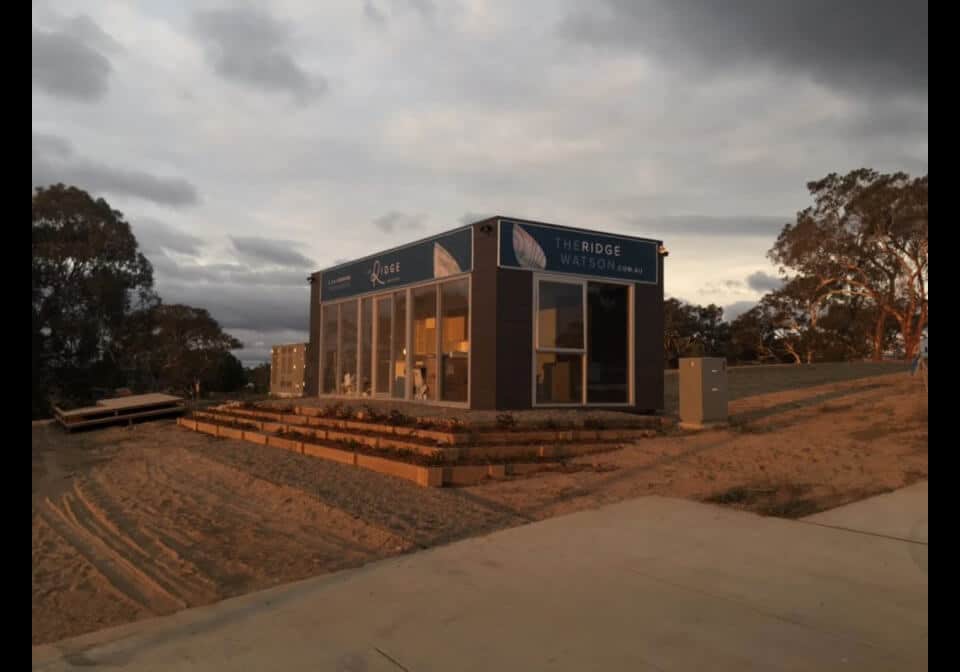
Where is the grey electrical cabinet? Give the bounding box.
[678,357,728,426]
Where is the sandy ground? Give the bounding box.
[33,368,926,646]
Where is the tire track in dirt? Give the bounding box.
[59,489,188,613]
[184,438,525,549]
[39,498,176,614]
[156,450,414,558]
[75,477,220,604]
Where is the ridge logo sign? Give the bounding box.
[320,227,472,301]
[498,219,659,284]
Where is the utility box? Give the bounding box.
[678,357,728,427]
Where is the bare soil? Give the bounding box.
[33,367,926,646]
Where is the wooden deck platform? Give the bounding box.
[54,394,185,430]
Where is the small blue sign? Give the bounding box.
[320,227,472,301]
[498,219,659,284]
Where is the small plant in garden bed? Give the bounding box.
[320,402,342,418]
[335,405,354,420]
[387,410,414,426]
[356,405,386,423]
[435,417,467,433]
[496,413,517,430]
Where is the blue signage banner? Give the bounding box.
[498,219,659,284]
[320,227,473,301]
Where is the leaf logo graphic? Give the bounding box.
[433,242,462,278]
[512,225,546,269]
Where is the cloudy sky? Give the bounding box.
[32,0,927,365]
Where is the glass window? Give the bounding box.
[536,353,583,403]
[321,304,338,394]
[360,297,373,396]
[440,278,469,402]
[393,291,407,398]
[412,286,437,400]
[339,300,358,394]
[538,281,584,349]
[376,296,392,394]
[587,282,629,403]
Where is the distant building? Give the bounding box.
[270,343,307,397]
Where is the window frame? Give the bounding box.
[532,272,634,408]
[317,273,472,408]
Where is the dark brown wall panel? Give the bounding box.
[469,220,498,409]
[634,255,665,411]
[495,268,533,410]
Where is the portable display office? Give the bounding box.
[307,217,665,412]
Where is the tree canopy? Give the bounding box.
[770,169,928,359]
[32,185,244,416]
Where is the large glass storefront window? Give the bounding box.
[321,304,338,394]
[360,297,373,396]
[412,286,437,400]
[536,352,582,403]
[392,291,407,398]
[440,279,469,402]
[339,301,358,394]
[535,278,630,405]
[375,297,392,395]
[320,278,469,403]
[538,281,584,350]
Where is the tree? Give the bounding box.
[214,352,247,393]
[770,169,928,359]
[758,276,845,364]
[32,184,158,415]
[728,305,779,364]
[141,304,243,397]
[664,299,731,367]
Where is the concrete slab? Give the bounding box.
[32,496,927,672]
[803,481,928,543]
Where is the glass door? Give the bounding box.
[375,296,392,395]
[587,282,630,403]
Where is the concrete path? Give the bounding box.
[33,495,927,672]
[803,481,928,543]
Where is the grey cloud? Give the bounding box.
[746,270,784,293]
[61,14,123,54]
[226,328,310,366]
[133,218,205,257]
[158,279,309,333]
[372,211,427,233]
[32,133,73,159]
[193,7,326,103]
[32,27,112,102]
[559,0,927,98]
[406,0,436,20]
[150,252,309,337]
[230,237,315,268]
[724,300,757,321]
[364,0,387,26]
[628,215,788,238]
[459,212,495,225]
[33,134,200,207]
